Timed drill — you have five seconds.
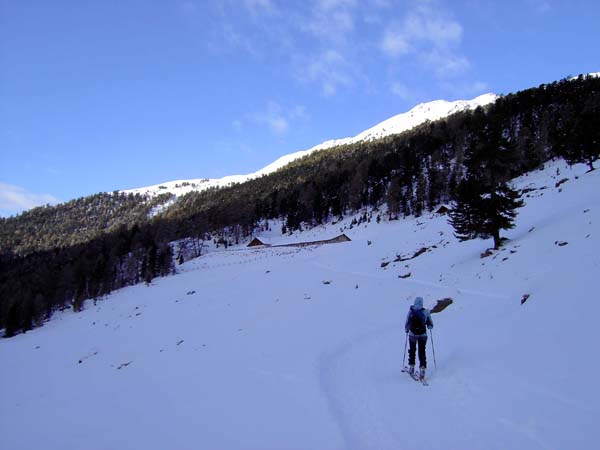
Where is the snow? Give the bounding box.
[2,159,599,449]
[123,94,498,201]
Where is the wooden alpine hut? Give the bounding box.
[247,237,270,247]
[435,205,451,215]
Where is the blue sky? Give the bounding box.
[1,0,598,217]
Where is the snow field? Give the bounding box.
[1,159,599,449]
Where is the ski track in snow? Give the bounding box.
[317,322,577,450]
[317,324,404,450]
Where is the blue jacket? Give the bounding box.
[405,297,433,337]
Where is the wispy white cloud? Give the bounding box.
[208,0,277,18]
[424,49,470,78]
[256,102,290,135]
[380,1,469,78]
[198,0,369,95]
[265,115,289,135]
[467,81,489,94]
[405,5,463,48]
[390,81,415,101]
[527,0,551,14]
[238,102,307,136]
[0,182,59,217]
[382,29,411,57]
[292,1,368,95]
[244,0,276,16]
[295,49,357,96]
[218,22,259,55]
[304,0,357,45]
[317,0,357,9]
[189,0,483,98]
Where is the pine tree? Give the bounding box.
[564,99,600,171]
[449,177,524,249]
[480,182,524,249]
[452,113,525,249]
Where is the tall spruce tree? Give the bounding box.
[450,118,525,249]
[449,178,524,249]
[480,182,524,249]
[565,98,600,171]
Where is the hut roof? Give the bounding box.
[248,237,269,247]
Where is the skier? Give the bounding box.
[405,296,433,380]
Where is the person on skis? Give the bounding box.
[405,296,433,380]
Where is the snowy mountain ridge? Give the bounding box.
[123,93,498,200]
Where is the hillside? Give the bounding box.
[1,159,598,449]
[1,74,598,338]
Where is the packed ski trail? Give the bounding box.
[315,277,587,450]
[1,159,599,450]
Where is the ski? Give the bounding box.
[402,367,428,386]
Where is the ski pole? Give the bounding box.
[402,332,408,368]
[429,328,437,370]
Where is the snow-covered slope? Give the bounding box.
[124,93,498,199]
[3,159,599,450]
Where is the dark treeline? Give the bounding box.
[0,223,175,337]
[1,75,599,337]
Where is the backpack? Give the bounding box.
[409,308,427,335]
